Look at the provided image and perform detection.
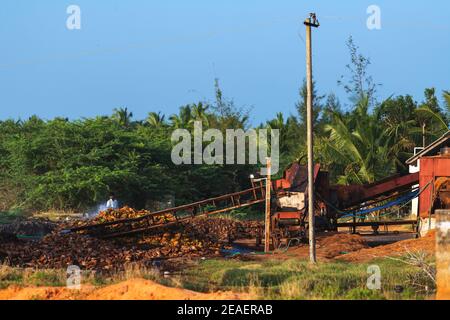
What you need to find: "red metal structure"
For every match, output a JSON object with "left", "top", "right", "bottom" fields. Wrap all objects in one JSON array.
[
  {"left": 332, "top": 173, "right": 419, "bottom": 210},
  {"left": 406, "top": 131, "right": 450, "bottom": 218},
  {"left": 418, "top": 154, "right": 450, "bottom": 217}
]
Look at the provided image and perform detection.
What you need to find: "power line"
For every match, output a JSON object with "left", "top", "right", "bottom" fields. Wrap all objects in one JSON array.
[{"left": 0, "top": 15, "right": 299, "bottom": 70}]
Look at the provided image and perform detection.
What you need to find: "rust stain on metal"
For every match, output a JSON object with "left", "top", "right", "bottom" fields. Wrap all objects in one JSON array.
[{"left": 419, "top": 157, "right": 450, "bottom": 218}]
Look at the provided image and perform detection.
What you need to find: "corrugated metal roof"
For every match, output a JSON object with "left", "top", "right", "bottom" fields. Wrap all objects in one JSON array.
[{"left": 406, "top": 130, "right": 450, "bottom": 165}]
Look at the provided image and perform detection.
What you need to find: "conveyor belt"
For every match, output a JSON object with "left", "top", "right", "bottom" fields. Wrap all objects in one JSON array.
[{"left": 67, "top": 185, "right": 267, "bottom": 238}]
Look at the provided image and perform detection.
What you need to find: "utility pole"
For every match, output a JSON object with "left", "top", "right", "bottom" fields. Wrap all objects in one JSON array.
[
  {"left": 422, "top": 123, "right": 426, "bottom": 148},
  {"left": 264, "top": 157, "right": 272, "bottom": 253},
  {"left": 304, "top": 13, "right": 319, "bottom": 264}
]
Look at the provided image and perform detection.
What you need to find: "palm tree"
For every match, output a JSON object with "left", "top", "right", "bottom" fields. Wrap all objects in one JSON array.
[
  {"left": 169, "top": 105, "right": 192, "bottom": 129},
  {"left": 264, "top": 113, "right": 303, "bottom": 172},
  {"left": 266, "top": 113, "right": 290, "bottom": 154},
  {"left": 416, "top": 105, "right": 449, "bottom": 138},
  {"left": 189, "top": 102, "right": 210, "bottom": 127},
  {"left": 112, "top": 107, "right": 133, "bottom": 128},
  {"left": 375, "top": 95, "right": 422, "bottom": 167},
  {"left": 323, "top": 97, "right": 397, "bottom": 185},
  {"left": 267, "top": 112, "right": 285, "bottom": 130},
  {"left": 147, "top": 112, "right": 166, "bottom": 128},
  {"left": 413, "top": 89, "right": 449, "bottom": 145},
  {"left": 443, "top": 90, "right": 450, "bottom": 120}
]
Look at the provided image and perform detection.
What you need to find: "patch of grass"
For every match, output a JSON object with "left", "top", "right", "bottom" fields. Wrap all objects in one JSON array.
[
  {"left": 110, "top": 263, "right": 161, "bottom": 283},
  {"left": 344, "top": 288, "right": 386, "bottom": 300},
  {"left": 0, "top": 265, "right": 24, "bottom": 289},
  {"left": 0, "top": 265, "right": 66, "bottom": 288},
  {"left": 32, "top": 210, "right": 84, "bottom": 222},
  {"left": 0, "top": 210, "right": 29, "bottom": 224},
  {"left": 23, "top": 269, "right": 66, "bottom": 287},
  {"left": 217, "top": 207, "right": 264, "bottom": 221},
  {"left": 0, "top": 266, "right": 90, "bottom": 288},
  {"left": 0, "top": 263, "right": 164, "bottom": 291},
  {"left": 179, "top": 257, "right": 434, "bottom": 300}
]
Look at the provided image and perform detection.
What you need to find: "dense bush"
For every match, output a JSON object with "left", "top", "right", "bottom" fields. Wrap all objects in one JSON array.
[{"left": 0, "top": 112, "right": 254, "bottom": 211}]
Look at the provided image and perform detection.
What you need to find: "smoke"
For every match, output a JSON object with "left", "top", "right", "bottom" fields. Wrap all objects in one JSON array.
[{"left": 84, "top": 203, "right": 108, "bottom": 219}]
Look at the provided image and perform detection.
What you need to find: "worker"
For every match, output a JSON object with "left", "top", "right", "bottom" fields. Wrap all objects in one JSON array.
[{"left": 106, "top": 193, "right": 119, "bottom": 210}]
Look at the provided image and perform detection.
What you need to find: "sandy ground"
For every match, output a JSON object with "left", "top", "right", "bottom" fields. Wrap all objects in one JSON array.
[{"left": 0, "top": 279, "right": 252, "bottom": 300}]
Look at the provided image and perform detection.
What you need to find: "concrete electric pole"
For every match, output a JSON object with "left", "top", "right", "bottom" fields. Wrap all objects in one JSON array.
[{"left": 304, "top": 13, "right": 319, "bottom": 264}]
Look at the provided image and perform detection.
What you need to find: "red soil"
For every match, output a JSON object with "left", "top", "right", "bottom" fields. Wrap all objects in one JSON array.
[
  {"left": 336, "top": 231, "right": 436, "bottom": 262},
  {"left": 0, "top": 279, "right": 252, "bottom": 300}
]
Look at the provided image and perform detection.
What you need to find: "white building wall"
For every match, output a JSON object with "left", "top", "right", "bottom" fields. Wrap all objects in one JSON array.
[{"left": 410, "top": 147, "right": 424, "bottom": 217}]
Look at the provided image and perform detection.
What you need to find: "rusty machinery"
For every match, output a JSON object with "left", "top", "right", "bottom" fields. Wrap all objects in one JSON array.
[
  {"left": 268, "top": 162, "right": 423, "bottom": 248},
  {"left": 269, "top": 163, "right": 331, "bottom": 248}
]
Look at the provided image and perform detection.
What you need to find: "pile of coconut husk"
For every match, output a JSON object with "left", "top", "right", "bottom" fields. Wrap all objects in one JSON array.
[
  {"left": 0, "top": 231, "right": 223, "bottom": 271},
  {"left": 185, "top": 217, "right": 262, "bottom": 243},
  {"left": 0, "top": 216, "right": 263, "bottom": 272},
  {"left": 69, "top": 206, "right": 177, "bottom": 234},
  {"left": 0, "top": 220, "right": 56, "bottom": 237},
  {"left": 0, "top": 232, "right": 17, "bottom": 243}
]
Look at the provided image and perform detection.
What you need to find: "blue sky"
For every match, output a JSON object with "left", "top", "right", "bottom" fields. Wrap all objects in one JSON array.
[{"left": 0, "top": 0, "right": 449, "bottom": 124}]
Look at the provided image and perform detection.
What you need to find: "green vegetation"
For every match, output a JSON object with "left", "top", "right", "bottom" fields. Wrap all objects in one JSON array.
[
  {"left": 0, "top": 263, "right": 161, "bottom": 290},
  {"left": 0, "top": 266, "right": 66, "bottom": 289},
  {"left": 217, "top": 207, "right": 265, "bottom": 221},
  {"left": 179, "top": 258, "right": 435, "bottom": 300},
  {"left": 0, "top": 37, "right": 448, "bottom": 213},
  {"left": 0, "top": 210, "right": 29, "bottom": 224}
]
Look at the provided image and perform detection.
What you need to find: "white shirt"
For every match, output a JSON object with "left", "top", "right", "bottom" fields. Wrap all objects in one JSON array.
[{"left": 106, "top": 199, "right": 119, "bottom": 209}]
